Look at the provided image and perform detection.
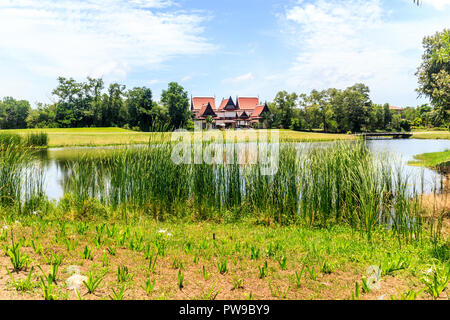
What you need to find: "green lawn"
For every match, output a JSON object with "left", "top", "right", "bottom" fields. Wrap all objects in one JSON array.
[{"left": 0, "top": 128, "right": 356, "bottom": 147}]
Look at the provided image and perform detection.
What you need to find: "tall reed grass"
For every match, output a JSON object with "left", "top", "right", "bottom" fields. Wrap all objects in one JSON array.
[
  {"left": 0, "top": 132, "right": 48, "bottom": 148},
  {"left": 0, "top": 145, "right": 45, "bottom": 213},
  {"left": 59, "top": 141, "right": 427, "bottom": 240}
]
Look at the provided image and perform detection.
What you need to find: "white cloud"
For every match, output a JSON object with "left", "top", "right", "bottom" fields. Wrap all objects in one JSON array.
[
  {"left": 222, "top": 72, "right": 254, "bottom": 84},
  {"left": 279, "top": 0, "right": 449, "bottom": 106},
  {"left": 0, "top": 0, "right": 214, "bottom": 81}
]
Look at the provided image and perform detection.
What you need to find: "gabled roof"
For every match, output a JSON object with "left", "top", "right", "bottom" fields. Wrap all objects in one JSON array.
[
  {"left": 237, "top": 97, "right": 259, "bottom": 110},
  {"left": 198, "top": 102, "right": 217, "bottom": 118},
  {"left": 250, "top": 104, "right": 270, "bottom": 119},
  {"left": 218, "top": 97, "right": 239, "bottom": 111},
  {"left": 192, "top": 97, "right": 216, "bottom": 111},
  {"left": 239, "top": 111, "right": 250, "bottom": 119}
]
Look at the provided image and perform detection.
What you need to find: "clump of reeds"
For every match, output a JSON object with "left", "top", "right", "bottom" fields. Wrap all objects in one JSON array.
[
  {"left": 25, "top": 132, "right": 48, "bottom": 147},
  {"left": 58, "top": 140, "right": 428, "bottom": 241}
]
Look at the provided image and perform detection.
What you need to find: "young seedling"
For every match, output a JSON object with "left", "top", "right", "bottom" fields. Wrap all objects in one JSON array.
[
  {"left": 83, "top": 272, "right": 104, "bottom": 294},
  {"left": 202, "top": 266, "right": 211, "bottom": 280},
  {"left": 258, "top": 261, "right": 269, "bottom": 279},
  {"left": 391, "top": 289, "right": 424, "bottom": 300},
  {"left": 40, "top": 276, "right": 56, "bottom": 300},
  {"left": 232, "top": 276, "right": 244, "bottom": 290},
  {"left": 352, "top": 282, "right": 360, "bottom": 300},
  {"left": 278, "top": 256, "right": 287, "bottom": 271},
  {"left": 295, "top": 265, "right": 306, "bottom": 288},
  {"left": 81, "top": 245, "right": 94, "bottom": 260},
  {"left": 6, "top": 242, "right": 30, "bottom": 272},
  {"left": 142, "top": 276, "right": 156, "bottom": 296},
  {"left": 109, "top": 286, "right": 126, "bottom": 300},
  {"left": 320, "top": 260, "right": 335, "bottom": 275},
  {"left": 102, "top": 252, "right": 109, "bottom": 267},
  {"left": 269, "top": 281, "right": 290, "bottom": 300},
  {"left": 250, "top": 246, "right": 260, "bottom": 260},
  {"left": 7, "top": 266, "right": 35, "bottom": 292},
  {"left": 177, "top": 269, "right": 185, "bottom": 290},
  {"left": 202, "top": 281, "right": 221, "bottom": 300},
  {"left": 306, "top": 266, "right": 319, "bottom": 280},
  {"left": 421, "top": 265, "right": 449, "bottom": 300},
  {"left": 217, "top": 259, "right": 228, "bottom": 275},
  {"left": 117, "top": 265, "right": 134, "bottom": 283}
]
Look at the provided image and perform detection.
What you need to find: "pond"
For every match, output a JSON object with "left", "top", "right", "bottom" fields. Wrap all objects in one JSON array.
[{"left": 35, "top": 139, "right": 449, "bottom": 201}]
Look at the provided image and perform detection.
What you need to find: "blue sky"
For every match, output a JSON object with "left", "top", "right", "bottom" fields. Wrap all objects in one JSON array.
[{"left": 0, "top": 0, "right": 449, "bottom": 107}]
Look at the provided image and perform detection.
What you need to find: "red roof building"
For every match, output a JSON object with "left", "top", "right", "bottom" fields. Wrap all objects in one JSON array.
[{"left": 191, "top": 96, "right": 270, "bottom": 129}]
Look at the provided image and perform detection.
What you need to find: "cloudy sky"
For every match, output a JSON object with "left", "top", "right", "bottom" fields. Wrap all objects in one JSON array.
[{"left": 0, "top": 0, "right": 449, "bottom": 107}]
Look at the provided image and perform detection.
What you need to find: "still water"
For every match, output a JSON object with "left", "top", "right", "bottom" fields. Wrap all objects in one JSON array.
[{"left": 37, "top": 139, "right": 449, "bottom": 200}]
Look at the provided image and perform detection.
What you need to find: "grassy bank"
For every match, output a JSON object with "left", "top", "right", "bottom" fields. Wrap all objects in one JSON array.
[{"left": 409, "top": 150, "right": 450, "bottom": 169}]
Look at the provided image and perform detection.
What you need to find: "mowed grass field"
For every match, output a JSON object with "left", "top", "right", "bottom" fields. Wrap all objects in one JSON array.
[
  {"left": 0, "top": 128, "right": 356, "bottom": 147},
  {"left": 412, "top": 131, "right": 450, "bottom": 140}
]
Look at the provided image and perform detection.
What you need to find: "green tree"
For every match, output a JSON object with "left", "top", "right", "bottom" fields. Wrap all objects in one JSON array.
[
  {"left": 273, "top": 91, "right": 298, "bottom": 129},
  {"left": 127, "top": 87, "right": 153, "bottom": 131},
  {"left": 416, "top": 29, "right": 450, "bottom": 126},
  {"left": 161, "top": 82, "right": 190, "bottom": 129}
]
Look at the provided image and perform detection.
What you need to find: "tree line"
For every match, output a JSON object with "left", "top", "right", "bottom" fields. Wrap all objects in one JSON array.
[
  {"left": 0, "top": 78, "right": 192, "bottom": 132},
  {"left": 263, "top": 83, "right": 444, "bottom": 133}
]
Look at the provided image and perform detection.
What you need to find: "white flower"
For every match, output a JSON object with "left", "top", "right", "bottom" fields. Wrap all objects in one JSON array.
[
  {"left": 166, "top": 232, "right": 173, "bottom": 237},
  {"left": 158, "top": 229, "right": 168, "bottom": 234}
]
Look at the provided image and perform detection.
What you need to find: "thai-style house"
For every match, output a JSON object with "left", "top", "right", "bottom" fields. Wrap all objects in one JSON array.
[{"left": 191, "top": 96, "right": 270, "bottom": 129}]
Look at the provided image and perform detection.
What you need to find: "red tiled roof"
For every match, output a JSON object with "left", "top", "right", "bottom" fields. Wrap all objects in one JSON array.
[
  {"left": 389, "top": 106, "right": 403, "bottom": 111},
  {"left": 197, "top": 102, "right": 217, "bottom": 118},
  {"left": 192, "top": 97, "right": 216, "bottom": 111},
  {"left": 237, "top": 97, "right": 259, "bottom": 110},
  {"left": 250, "top": 104, "right": 268, "bottom": 118},
  {"left": 218, "top": 99, "right": 228, "bottom": 111}
]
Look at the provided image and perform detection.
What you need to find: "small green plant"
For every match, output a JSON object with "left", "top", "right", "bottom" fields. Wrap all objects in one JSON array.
[
  {"left": 320, "top": 260, "right": 335, "bottom": 274},
  {"left": 109, "top": 286, "right": 126, "bottom": 300},
  {"left": 295, "top": 265, "right": 306, "bottom": 288},
  {"left": 38, "top": 264, "right": 59, "bottom": 285},
  {"left": 269, "top": 281, "right": 290, "bottom": 299},
  {"left": 171, "top": 257, "right": 184, "bottom": 270},
  {"left": 258, "top": 261, "right": 268, "bottom": 279},
  {"left": 81, "top": 245, "right": 93, "bottom": 260},
  {"left": 244, "top": 292, "right": 254, "bottom": 300},
  {"left": 40, "top": 276, "right": 56, "bottom": 300},
  {"left": 380, "top": 254, "right": 411, "bottom": 275},
  {"left": 421, "top": 265, "right": 449, "bottom": 300},
  {"left": 117, "top": 265, "right": 134, "bottom": 283},
  {"left": 361, "top": 277, "right": 371, "bottom": 294},
  {"left": 102, "top": 252, "right": 109, "bottom": 267},
  {"left": 76, "top": 223, "right": 89, "bottom": 235},
  {"left": 201, "top": 281, "right": 221, "bottom": 300},
  {"left": 7, "top": 267, "right": 35, "bottom": 292},
  {"left": 306, "top": 266, "right": 319, "bottom": 280},
  {"left": 177, "top": 269, "right": 185, "bottom": 290},
  {"left": 278, "top": 256, "right": 287, "bottom": 270},
  {"left": 391, "top": 289, "right": 424, "bottom": 300},
  {"left": 232, "top": 276, "right": 244, "bottom": 290},
  {"left": 148, "top": 253, "right": 158, "bottom": 273},
  {"left": 142, "top": 276, "right": 156, "bottom": 296},
  {"left": 83, "top": 272, "right": 104, "bottom": 294},
  {"left": 6, "top": 243, "right": 30, "bottom": 272},
  {"left": 217, "top": 259, "right": 228, "bottom": 275},
  {"left": 250, "top": 246, "right": 260, "bottom": 260},
  {"left": 352, "top": 282, "right": 360, "bottom": 300},
  {"left": 202, "top": 266, "right": 211, "bottom": 280}
]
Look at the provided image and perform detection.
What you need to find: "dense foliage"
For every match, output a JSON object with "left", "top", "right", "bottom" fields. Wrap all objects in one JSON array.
[{"left": 416, "top": 29, "right": 450, "bottom": 127}]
